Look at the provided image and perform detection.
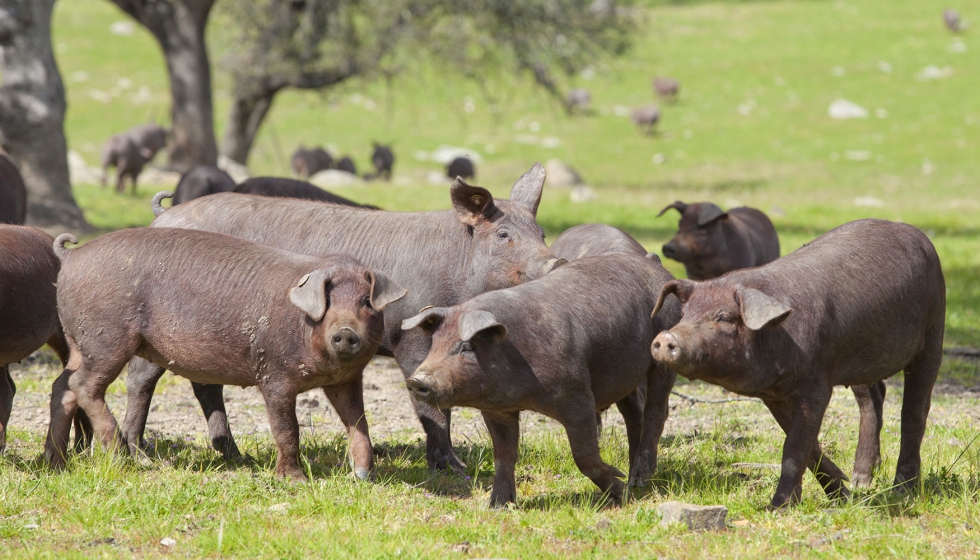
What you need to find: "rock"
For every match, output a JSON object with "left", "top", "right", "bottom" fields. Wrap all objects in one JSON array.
[
  {"left": 544, "top": 159, "right": 583, "bottom": 187},
  {"left": 657, "top": 501, "right": 728, "bottom": 531},
  {"left": 138, "top": 167, "right": 182, "bottom": 187},
  {"left": 217, "top": 155, "right": 251, "bottom": 183},
  {"left": 428, "top": 145, "right": 483, "bottom": 165},
  {"left": 828, "top": 99, "right": 868, "bottom": 120},
  {"left": 570, "top": 186, "right": 597, "bottom": 203},
  {"left": 160, "top": 537, "right": 176, "bottom": 548},
  {"left": 67, "top": 151, "right": 104, "bottom": 185},
  {"left": 308, "top": 169, "right": 364, "bottom": 188},
  {"left": 916, "top": 65, "right": 954, "bottom": 81}
]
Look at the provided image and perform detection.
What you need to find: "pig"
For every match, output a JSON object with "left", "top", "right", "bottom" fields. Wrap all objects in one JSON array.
[
  {"left": 650, "top": 219, "right": 945, "bottom": 509},
  {"left": 291, "top": 147, "right": 334, "bottom": 179},
  {"left": 172, "top": 165, "right": 237, "bottom": 205},
  {"left": 657, "top": 201, "right": 780, "bottom": 280},
  {"left": 233, "top": 177, "right": 378, "bottom": 209},
  {"left": 631, "top": 105, "right": 660, "bottom": 135},
  {"left": 550, "top": 223, "right": 648, "bottom": 261},
  {"left": 127, "top": 164, "right": 565, "bottom": 472},
  {"left": 653, "top": 77, "right": 680, "bottom": 101},
  {"left": 126, "top": 123, "right": 168, "bottom": 161},
  {"left": 402, "top": 252, "right": 681, "bottom": 506},
  {"left": 0, "top": 153, "right": 27, "bottom": 224},
  {"left": 336, "top": 156, "right": 357, "bottom": 175},
  {"left": 566, "top": 88, "right": 591, "bottom": 113},
  {"left": 944, "top": 9, "right": 961, "bottom": 33},
  {"left": 45, "top": 228, "right": 407, "bottom": 479},
  {"left": 446, "top": 157, "right": 475, "bottom": 180},
  {"left": 101, "top": 134, "right": 147, "bottom": 194},
  {"left": 0, "top": 225, "right": 88, "bottom": 453},
  {"left": 370, "top": 143, "right": 394, "bottom": 181}
]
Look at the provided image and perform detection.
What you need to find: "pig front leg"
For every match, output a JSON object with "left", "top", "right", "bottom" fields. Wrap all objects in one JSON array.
[
  {"left": 851, "top": 381, "right": 885, "bottom": 487},
  {"left": 629, "top": 364, "right": 677, "bottom": 487},
  {"left": 260, "top": 386, "right": 306, "bottom": 481},
  {"left": 558, "top": 402, "right": 627, "bottom": 506},
  {"left": 323, "top": 377, "right": 374, "bottom": 481},
  {"left": 893, "top": 338, "right": 943, "bottom": 494},
  {"left": 482, "top": 410, "right": 520, "bottom": 507},
  {"left": 0, "top": 366, "right": 13, "bottom": 452},
  {"left": 191, "top": 382, "right": 241, "bottom": 461}
]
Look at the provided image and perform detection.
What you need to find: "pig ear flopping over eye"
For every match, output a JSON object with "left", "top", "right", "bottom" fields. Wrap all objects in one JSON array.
[
  {"left": 367, "top": 270, "right": 408, "bottom": 311},
  {"left": 656, "top": 201, "right": 688, "bottom": 217},
  {"left": 652, "top": 280, "right": 693, "bottom": 318},
  {"left": 451, "top": 178, "right": 496, "bottom": 226},
  {"left": 738, "top": 288, "right": 792, "bottom": 330},
  {"left": 289, "top": 268, "right": 334, "bottom": 321},
  {"left": 696, "top": 203, "right": 728, "bottom": 226},
  {"left": 458, "top": 310, "right": 507, "bottom": 342},
  {"left": 402, "top": 307, "right": 447, "bottom": 334},
  {"left": 508, "top": 162, "right": 546, "bottom": 216}
]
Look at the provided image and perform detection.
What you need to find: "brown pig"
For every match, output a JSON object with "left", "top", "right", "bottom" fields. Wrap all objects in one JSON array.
[
  {"left": 657, "top": 200, "right": 779, "bottom": 280},
  {"left": 650, "top": 219, "right": 945, "bottom": 509},
  {"left": 45, "top": 228, "right": 406, "bottom": 480},
  {"left": 402, "top": 253, "right": 681, "bottom": 506}
]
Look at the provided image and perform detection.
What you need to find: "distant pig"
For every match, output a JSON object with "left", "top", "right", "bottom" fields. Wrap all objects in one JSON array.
[
  {"left": 653, "top": 77, "right": 679, "bottom": 101},
  {"left": 370, "top": 143, "right": 394, "bottom": 181},
  {"left": 0, "top": 153, "right": 27, "bottom": 224},
  {"left": 126, "top": 123, "right": 168, "bottom": 161},
  {"left": 45, "top": 228, "right": 407, "bottom": 480},
  {"left": 172, "top": 165, "right": 237, "bottom": 205},
  {"left": 101, "top": 134, "right": 147, "bottom": 194},
  {"left": 657, "top": 201, "right": 780, "bottom": 280},
  {"left": 631, "top": 105, "right": 660, "bottom": 135},
  {"left": 651, "top": 219, "right": 945, "bottom": 508},
  {"left": 336, "top": 156, "right": 357, "bottom": 175},
  {"left": 291, "top": 147, "right": 334, "bottom": 179},
  {"left": 403, "top": 253, "right": 681, "bottom": 506},
  {"left": 446, "top": 157, "right": 475, "bottom": 180}
]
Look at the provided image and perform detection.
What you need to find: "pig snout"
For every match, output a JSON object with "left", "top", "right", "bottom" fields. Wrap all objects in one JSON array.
[
  {"left": 661, "top": 241, "right": 679, "bottom": 260},
  {"left": 405, "top": 369, "right": 449, "bottom": 406},
  {"left": 330, "top": 326, "right": 362, "bottom": 357},
  {"left": 651, "top": 331, "right": 682, "bottom": 364}
]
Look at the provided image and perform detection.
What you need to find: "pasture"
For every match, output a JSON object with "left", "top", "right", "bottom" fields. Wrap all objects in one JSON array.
[{"left": 0, "top": 0, "right": 977, "bottom": 557}]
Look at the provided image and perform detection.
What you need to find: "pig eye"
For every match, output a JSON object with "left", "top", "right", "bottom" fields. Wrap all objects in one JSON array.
[
  {"left": 455, "top": 341, "right": 475, "bottom": 354},
  {"left": 360, "top": 295, "right": 371, "bottom": 309},
  {"left": 716, "top": 313, "right": 734, "bottom": 323},
  {"left": 497, "top": 231, "right": 510, "bottom": 240}
]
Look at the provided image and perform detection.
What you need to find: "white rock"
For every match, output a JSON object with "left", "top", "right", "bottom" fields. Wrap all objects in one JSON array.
[
  {"left": 160, "top": 537, "right": 176, "bottom": 547},
  {"left": 544, "top": 160, "right": 583, "bottom": 187},
  {"left": 139, "top": 168, "right": 182, "bottom": 187},
  {"left": 844, "top": 150, "right": 872, "bottom": 161},
  {"left": 427, "top": 171, "right": 448, "bottom": 185},
  {"left": 854, "top": 196, "right": 884, "bottom": 207},
  {"left": 217, "top": 155, "right": 251, "bottom": 183},
  {"left": 67, "top": 151, "right": 104, "bottom": 185},
  {"left": 570, "top": 186, "right": 597, "bottom": 203},
  {"left": 308, "top": 169, "right": 363, "bottom": 188},
  {"left": 110, "top": 21, "right": 135, "bottom": 36},
  {"left": 828, "top": 99, "right": 868, "bottom": 120},
  {"left": 916, "top": 65, "right": 953, "bottom": 81},
  {"left": 657, "top": 501, "right": 728, "bottom": 531},
  {"left": 429, "top": 145, "right": 482, "bottom": 165}
]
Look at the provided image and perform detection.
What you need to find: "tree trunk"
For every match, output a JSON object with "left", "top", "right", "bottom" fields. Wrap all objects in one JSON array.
[
  {"left": 110, "top": 0, "right": 217, "bottom": 171},
  {"left": 0, "top": 0, "right": 90, "bottom": 232},
  {"left": 220, "top": 85, "right": 279, "bottom": 165}
]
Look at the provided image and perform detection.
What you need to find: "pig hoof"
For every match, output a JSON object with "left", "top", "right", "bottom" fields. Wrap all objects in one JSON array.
[
  {"left": 353, "top": 467, "right": 374, "bottom": 481},
  {"left": 851, "top": 472, "right": 873, "bottom": 488}
]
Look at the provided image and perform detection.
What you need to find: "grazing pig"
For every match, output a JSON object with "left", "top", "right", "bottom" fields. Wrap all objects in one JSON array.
[
  {"left": 232, "top": 177, "right": 378, "bottom": 209},
  {"left": 566, "top": 88, "right": 591, "bottom": 113},
  {"left": 128, "top": 164, "right": 564, "bottom": 472},
  {"left": 126, "top": 123, "right": 168, "bottom": 160},
  {"left": 631, "top": 105, "right": 660, "bottom": 135},
  {"left": 172, "top": 165, "right": 237, "bottom": 205},
  {"left": 402, "top": 253, "right": 681, "bottom": 506},
  {"left": 0, "top": 154, "right": 27, "bottom": 224},
  {"left": 650, "top": 219, "right": 945, "bottom": 509},
  {"left": 101, "top": 134, "right": 147, "bottom": 194},
  {"left": 446, "top": 157, "right": 475, "bottom": 180},
  {"left": 291, "top": 147, "right": 334, "bottom": 179},
  {"left": 657, "top": 201, "right": 780, "bottom": 280},
  {"left": 45, "top": 228, "right": 406, "bottom": 479},
  {"left": 551, "top": 223, "right": 648, "bottom": 261},
  {"left": 370, "top": 143, "right": 394, "bottom": 181},
  {"left": 944, "top": 9, "right": 961, "bottom": 32},
  {"left": 653, "top": 77, "right": 680, "bottom": 101},
  {"left": 336, "top": 156, "right": 357, "bottom": 175},
  {"left": 0, "top": 225, "right": 84, "bottom": 452}
]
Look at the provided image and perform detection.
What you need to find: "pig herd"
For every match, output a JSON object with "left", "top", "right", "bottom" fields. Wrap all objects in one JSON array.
[{"left": 0, "top": 163, "right": 946, "bottom": 511}]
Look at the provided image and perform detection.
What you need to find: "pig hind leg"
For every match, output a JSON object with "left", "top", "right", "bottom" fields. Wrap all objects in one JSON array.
[
  {"left": 323, "top": 377, "right": 374, "bottom": 480},
  {"left": 852, "top": 381, "right": 886, "bottom": 487},
  {"left": 46, "top": 328, "right": 93, "bottom": 453},
  {"left": 191, "top": 381, "right": 241, "bottom": 461},
  {"left": 0, "top": 366, "right": 13, "bottom": 452},
  {"left": 45, "top": 368, "right": 80, "bottom": 468},
  {"left": 629, "top": 365, "right": 677, "bottom": 487},
  {"left": 482, "top": 410, "right": 520, "bottom": 507},
  {"left": 258, "top": 385, "right": 305, "bottom": 481},
  {"left": 894, "top": 329, "right": 943, "bottom": 493},
  {"left": 66, "top": 340, "right": 136, "bottom": 456},
  {"left": 557, "top": 399, "right": 627, "bottom": 506}
]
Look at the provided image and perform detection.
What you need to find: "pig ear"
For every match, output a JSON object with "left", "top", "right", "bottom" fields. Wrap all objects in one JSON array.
[
  {"left": 458, "top": 310, "right": 507, "bottom": 342},
  {"left": 401, "top": 307, "right": 447, "bottom": 334},
  {"left": 289, "top": 268, "right": 332, "bottom": 321},
  {"left": 451, "top": 177, "right": 496, "bottom": 226},
  {"left": 652, "top": 280, "right": 693, "bottom": 318},
  {"left": 508, "top": 162, "right": 546, "bottom": 216},
  {"left": 367, "top": 270, "right": 408, "bottom": 311},
  {"left": 696, "top": 203, "right": 727, "bottom": 226},
  {"left": 656, "top": 201, "right": 688, "bottom": 217},
  {"left": 645, "top": 252, "right": 662, "bottom": 264},
  {"left": 738, "top": 288, "right": 791, "bottom": 330}
]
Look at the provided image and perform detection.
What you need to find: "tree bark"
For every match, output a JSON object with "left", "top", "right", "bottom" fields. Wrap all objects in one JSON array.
[
  {"left": 109, "top": 0, "right": 217, "bottom": 171},
  {"left": 0, "top": 0, "right": 90, "bottom": 232}
]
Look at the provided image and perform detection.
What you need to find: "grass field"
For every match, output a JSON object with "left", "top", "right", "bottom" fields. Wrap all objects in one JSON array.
[{"left": 1, "top": 0, "right": 977, "bottom": 557}]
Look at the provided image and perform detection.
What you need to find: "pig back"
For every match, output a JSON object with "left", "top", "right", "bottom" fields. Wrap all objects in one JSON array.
[
  {"left": 727, "top": 207, "right": 780, "bottom": 267},
  {"left": 550, "top": 224, "right": 647, "bottom": 260},
  {"left": 0, "top": 226, "right": 60, "bottom": 363}
]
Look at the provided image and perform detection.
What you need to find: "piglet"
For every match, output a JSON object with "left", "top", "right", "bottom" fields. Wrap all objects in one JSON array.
[
  {"left": 402, "top": 253, "right": 680, "bottom": 507},
  {"left": 45, "top": 228, "right": 406, "bottom": 481},
  {"left": 651, "top": 219, "right": 945, "bottom": 508}
]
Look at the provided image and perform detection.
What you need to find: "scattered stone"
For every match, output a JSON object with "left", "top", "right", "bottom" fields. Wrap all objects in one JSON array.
[
  {"left": 110, "top": 21, "right": 135, "bottom": 36},
  {"left": 657, "top": 501, "right": 728, "bottom": 531},
  {"left": 450, "top": 541, "right": 470, "bottom": 553},
  {"left": 427, "top": 145, "right": 483, "bottom": 165},
  {"left": 139, "top": 167, "right": 182, "bottom": 187},
  {"left": 853, "top": 196, "right": 884, "bottom": 207},
  {"left": 67, "top": 151, "right": 104, "bottom": 185},
  {"left": 828, "top": 99, "right": 868, "bottom": 120},
  {"left": 24, "top": 523, "right": 39, "bottom": 530},
  {"left": 267, "top": 502, "right": 289, "bottom": 514},
  {"left": 308, "top": 169, "right": 363, "bottom": 188},
  {"left": 544, "top": 160, "right": 583, "bottom": 187},
  {"left": 570, "top": 186, "right": 597, "bottom": 203},
  {"left": 916, "top": 65, "right": 954, "bottom": 81},
  {"left": 160, "top": 537, "right": 176, "bottom": 548},
  {"left": 217, "top": 155, "right": 251, "bottom": 183}
]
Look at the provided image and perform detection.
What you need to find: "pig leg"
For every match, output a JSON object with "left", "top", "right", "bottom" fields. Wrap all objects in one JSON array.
[
  {"left": 121, "top": 357, "right": 166, "bottom": 457},
  {"left": 259, "top": 386, "right": 306, "bottom": 481},
  {"left": 0, "top": 366, "right": 13, "bottom": 452},
  {"left": 44, "top": 368, "right": 80, "bottom": 469},
  {"left": 115, "top": 160, "right": 127, "bottom": 193},
  {"left": 614, "top": 392, "right": 643, "bottom": 469},
  {"left": 851, "top": 381, "right": 885, "bottom": 488},
  {"left": 46, "top": 329, "right": 93, "bottom": 453},
  {"left": 394, "top": 340, "right": 466, "bottom": 474},
  {"left": 68, "top": 354, "right": 130, "bottom": 455},
  {"left": 323, "top": 377, "right": 374, "bottom": 481},
  {"left": 558, "top": 404, "right": 627, "bottom": 506},
  {"left": 481, "top": 410, "right": 520, "bottom": 507},
  {"left": 630, "top": 365, "right": 677, "bottom": 487},
  {"left": 894, "top": 337, "right": 943, "bottom": 493},
  {"left": 190, "top": 382, "right": 241, "bottom": 461}
]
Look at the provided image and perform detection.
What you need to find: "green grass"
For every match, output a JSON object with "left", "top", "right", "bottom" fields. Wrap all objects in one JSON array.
[{"left": 5, "top": 0, "right": 976, "bottom": 556}]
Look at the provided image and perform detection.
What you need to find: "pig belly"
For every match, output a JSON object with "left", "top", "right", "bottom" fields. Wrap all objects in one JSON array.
[{"left": 138, "top": 347, "right": 258, "bottom": 388}]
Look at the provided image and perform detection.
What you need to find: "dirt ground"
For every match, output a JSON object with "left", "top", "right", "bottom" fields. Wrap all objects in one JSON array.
[{"left": 6, "top": 352, "right": 980, "bottom": 461}]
